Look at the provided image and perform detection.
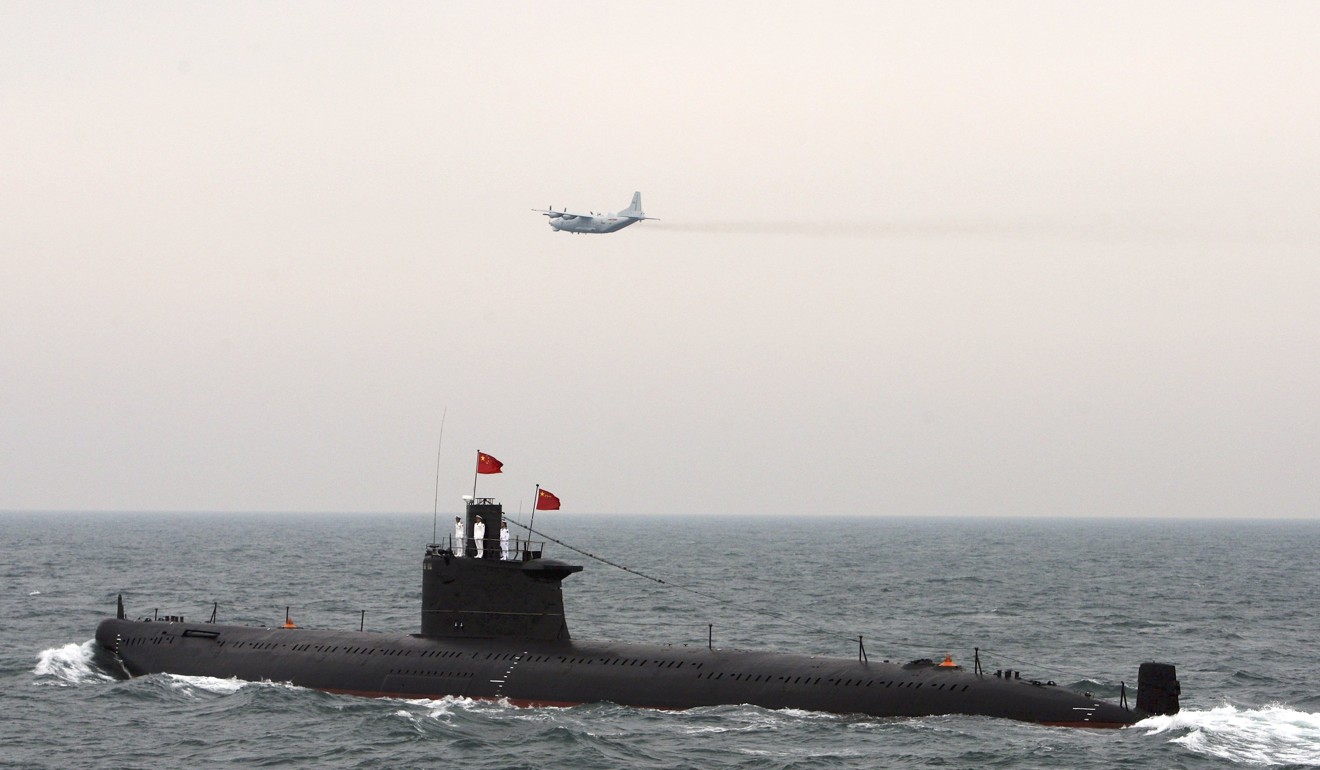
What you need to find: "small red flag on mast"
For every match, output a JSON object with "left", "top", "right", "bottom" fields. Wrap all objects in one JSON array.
[
  {"left": 536, "top": 488, "right": 561, "bottom": 511},
  {"left": 476, "top": 452, "right": 504, "bottom": 474}
]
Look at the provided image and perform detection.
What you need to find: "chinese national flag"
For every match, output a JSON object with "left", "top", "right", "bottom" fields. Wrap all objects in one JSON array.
[
  {"left": 536, "top": 488, "right": 561, "bottom": 511},
  {"left": 476, "top": 452, "right": 503, "bottom": 474}
]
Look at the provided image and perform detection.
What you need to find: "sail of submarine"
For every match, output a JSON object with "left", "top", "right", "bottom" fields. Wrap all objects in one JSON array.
[{"left": 94, "top": 498, "right": 1180, "bottom": 727}]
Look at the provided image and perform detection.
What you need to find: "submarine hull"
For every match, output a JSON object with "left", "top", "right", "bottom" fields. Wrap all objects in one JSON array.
[
  {"left": 94, "top": 499, "right": 1178, "bottom": 727},
  {"left": 95, "top": 617, "right": 1145, "bottom": 727}
]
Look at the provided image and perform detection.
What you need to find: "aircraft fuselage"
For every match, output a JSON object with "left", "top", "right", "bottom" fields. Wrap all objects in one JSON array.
[{"left": 547, "top": 214, "right": 640, "bottom": 234}]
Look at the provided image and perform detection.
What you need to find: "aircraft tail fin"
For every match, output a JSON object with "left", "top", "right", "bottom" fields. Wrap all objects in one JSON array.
[{"left": 621, "top": 191, "right": 644, "bottom": 217}]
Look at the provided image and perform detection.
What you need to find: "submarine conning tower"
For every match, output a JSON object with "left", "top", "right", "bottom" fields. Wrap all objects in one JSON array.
[{"left": 421, "top": 498, "right": 582, "bottom": 640}]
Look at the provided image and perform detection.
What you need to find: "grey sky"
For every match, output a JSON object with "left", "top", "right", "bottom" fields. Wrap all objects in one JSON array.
[{"left": 3, "top": 2, "right": 1317, "bottom": 517}]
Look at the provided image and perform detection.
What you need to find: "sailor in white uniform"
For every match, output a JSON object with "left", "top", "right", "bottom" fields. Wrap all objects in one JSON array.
[
  {"left": 473, "top": 516, "right": 486, "bottom": 559},
  {"left": 453, "top": 516, "right": 465, "bottom": 556},
  {"left": 500, "top": 522, "right": 510, "bottom": 560}
]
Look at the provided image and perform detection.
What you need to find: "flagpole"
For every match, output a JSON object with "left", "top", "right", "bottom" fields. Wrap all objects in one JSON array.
[
  {"left": 528, "top": 484, "right": 540, "bottom": 537},
  {"left": 516, "top": 500, "right": 524, "bottom": 558},
  {"left": 472, "top": 450, "right": 481, "bottom": 500}
]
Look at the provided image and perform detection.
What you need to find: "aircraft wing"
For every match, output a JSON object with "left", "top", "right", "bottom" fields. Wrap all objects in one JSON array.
[{"left": 532, "top": 208, "right": 592, "bottom": 218}]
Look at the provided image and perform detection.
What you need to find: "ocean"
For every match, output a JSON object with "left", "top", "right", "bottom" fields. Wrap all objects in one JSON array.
[{"left": 5, "top": 512, "right": 1319, "bottom": 769}]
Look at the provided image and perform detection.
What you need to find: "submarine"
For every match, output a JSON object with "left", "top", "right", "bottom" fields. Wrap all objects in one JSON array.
[{"left": 94, "top": 497, "right": 1180, "bottom": 728}]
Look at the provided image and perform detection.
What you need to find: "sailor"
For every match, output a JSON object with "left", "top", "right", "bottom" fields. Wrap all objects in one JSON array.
[
  {"left": 473, "top": 516, "right": 486, "bottom": 559},
  {"left": 453, "top": 516, "right": 465, "bottom": 556},
  {"left": 500, "top": 522, "right": 510, "bottom": 560}
]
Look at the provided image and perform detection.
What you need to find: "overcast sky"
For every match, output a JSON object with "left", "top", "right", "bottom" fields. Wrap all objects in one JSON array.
[{"left": 3, "top": 1, "right": 1317, "bottom": 517}]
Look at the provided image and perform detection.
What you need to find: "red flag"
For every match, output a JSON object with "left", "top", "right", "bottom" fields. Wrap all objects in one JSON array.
[
  {"left": 536, "top": 488, "right": 561, "bottom": 511},
  {"left": 476, "top": 452, "right": 503, "bottom": 474}
]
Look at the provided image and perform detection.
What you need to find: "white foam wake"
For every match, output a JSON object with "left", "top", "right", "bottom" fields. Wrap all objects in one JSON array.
[
  {"left": 162, "top": 673, "right": 310, "bottom": 698},
  {"left": 33, "top": 641, "right": 116, "bottom": 685},
  {"left": 1141, "top": 705, "right": 1320, "bottom": 766},
  {"left": 165, "top": 674, "right": 251, "bottom": 696}
]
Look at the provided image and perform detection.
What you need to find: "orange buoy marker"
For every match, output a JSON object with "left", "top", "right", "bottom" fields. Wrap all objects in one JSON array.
[
  {"left": 939, "top": 655, "right": 957, "bottom": 667},
  {"left": 283, "top": 606, "right": 298, "bottom": 629}
]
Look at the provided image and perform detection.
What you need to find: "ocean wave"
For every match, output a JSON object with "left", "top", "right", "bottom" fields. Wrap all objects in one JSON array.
[
  {"left": 390, "top": 694, "right": 505, "bottom": 722},
  {"left": 1141, "top": 704, "right": 1320, "bottom": 766},
  {"left": 163, "top": 673, "right": 257, "bottom": 696},
  {"left": 32, "top": 641, "right": 117, "bottom": 686}
]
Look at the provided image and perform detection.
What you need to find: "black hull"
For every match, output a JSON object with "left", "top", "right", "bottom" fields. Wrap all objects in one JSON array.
[
  {"left": 94, "top": 500, "right": 1178, "bottom": 727},
  {"left": 95, "top": 618, "right": 1144, "bottom": 727}
]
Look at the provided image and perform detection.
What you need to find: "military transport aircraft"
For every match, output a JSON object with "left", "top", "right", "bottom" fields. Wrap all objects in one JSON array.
[{"left": 534, "top": 191, "right": 657, "bottom": 234}]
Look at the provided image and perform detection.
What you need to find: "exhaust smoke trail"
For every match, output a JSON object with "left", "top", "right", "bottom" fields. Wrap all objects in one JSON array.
[
  {"left": 645, "top": 218, "right": 1296, "bottom": 243},
  {"left": 647, "top": 220, "right": 1013, "bottom": 238}
]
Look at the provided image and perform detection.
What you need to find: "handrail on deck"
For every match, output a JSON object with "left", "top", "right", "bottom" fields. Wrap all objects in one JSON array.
[{"left": 427, "top": 535, "right": 546, "bottom": 561}]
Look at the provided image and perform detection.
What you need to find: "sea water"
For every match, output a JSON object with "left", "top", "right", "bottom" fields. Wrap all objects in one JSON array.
[{"left": 5, "top": 513, "right": 1319, "bottom": 769}]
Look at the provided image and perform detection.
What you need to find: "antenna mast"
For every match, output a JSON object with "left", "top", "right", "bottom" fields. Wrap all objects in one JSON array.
[{"left": 431, "top": 407, "right": 447, "bottom": 545}]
